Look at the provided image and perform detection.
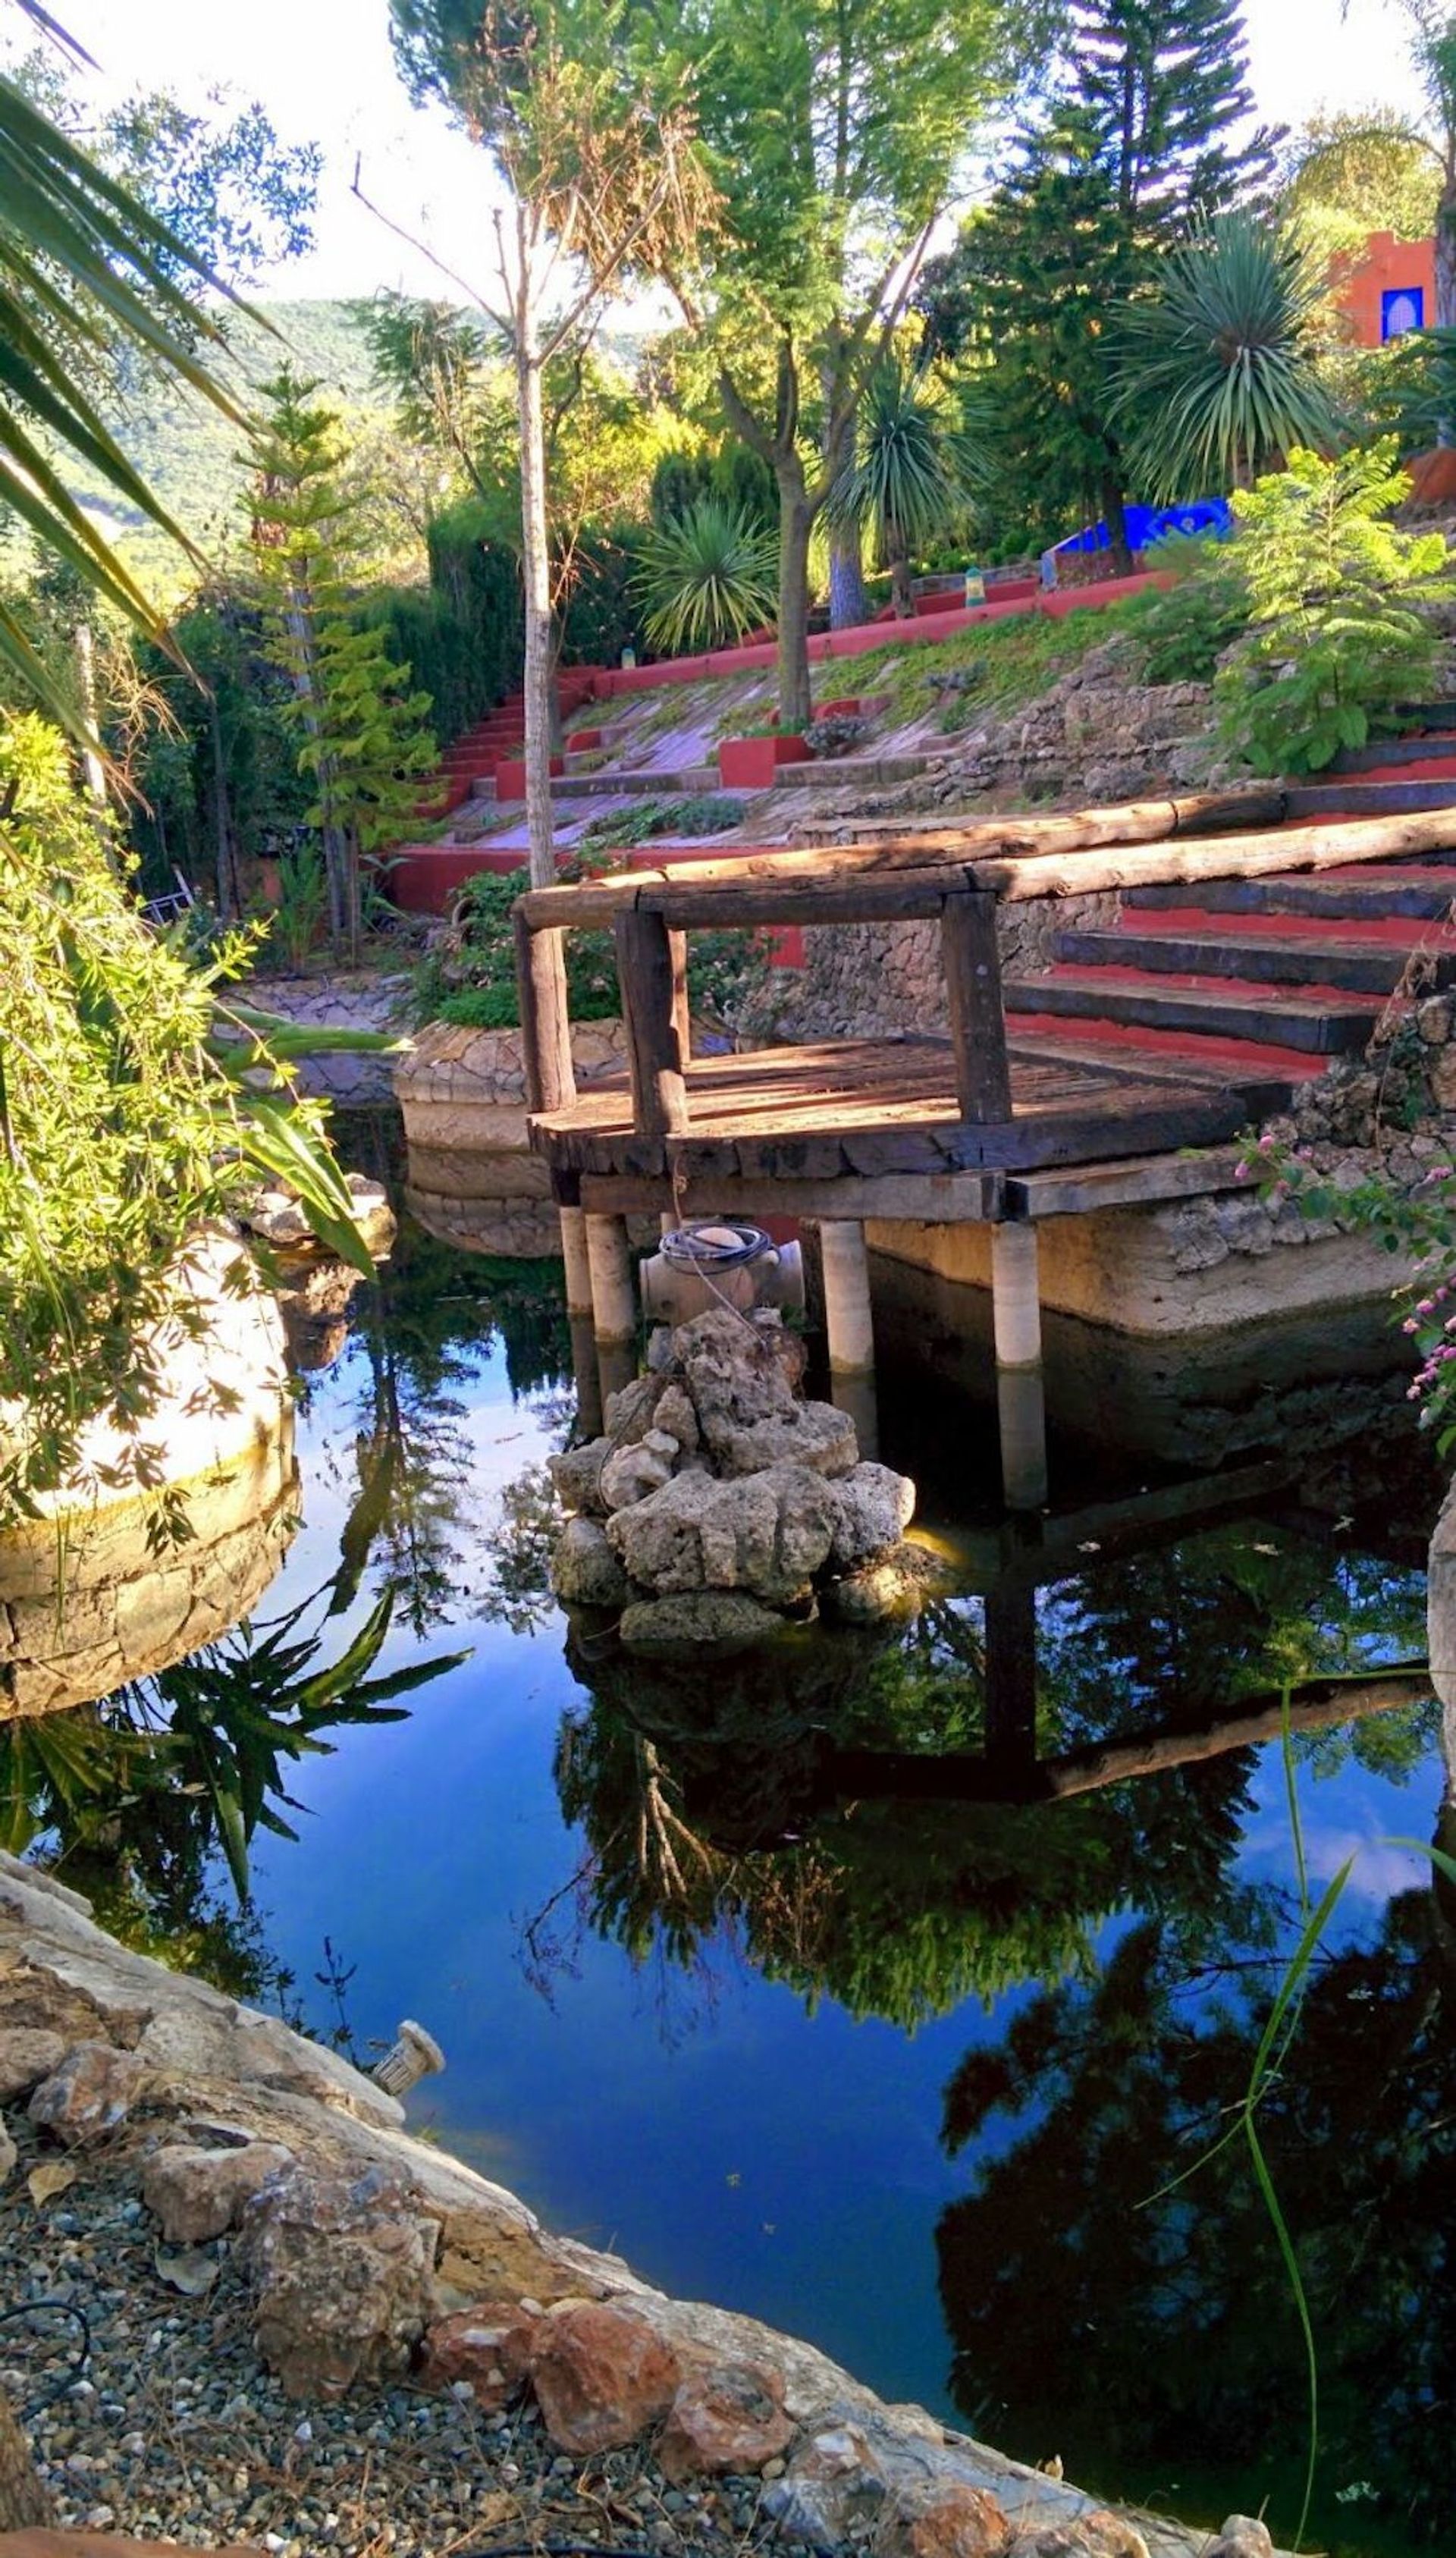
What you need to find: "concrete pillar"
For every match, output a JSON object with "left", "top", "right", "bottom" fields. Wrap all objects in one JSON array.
[
  {"left": 560, "top": 1205, "right": 594, "bottom": 1317},
  {"left": 991, "top": 1222, "right": 1042, "bottom": 1371},
  {"left": 597, "top": 1337, "right": 638, "bottom": 1410},
  {"left": 997, "top": 1367, "right": 1048, "bottom": 1512},
  {"left": 569, "top": 1313, "right": 604, "bottom": 1439},
  {"left": 820, "top": 1220, "right": 876, "bottom": 1375},
  {"left": 830, "top": 1369, "right": 880, "bottom": 1463},
  {"left": 585, "top": 1213, "right": 636, "bottom": 1345}
]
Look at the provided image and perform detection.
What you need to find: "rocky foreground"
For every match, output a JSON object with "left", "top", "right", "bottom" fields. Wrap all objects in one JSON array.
[{"left": 0, "top": 1852, "right": 1274, "bottom": 2558}]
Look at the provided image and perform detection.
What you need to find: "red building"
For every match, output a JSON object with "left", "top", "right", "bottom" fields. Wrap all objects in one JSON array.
[{"left": 1337, "top": 230, "right": 1438, "bottom": 347}]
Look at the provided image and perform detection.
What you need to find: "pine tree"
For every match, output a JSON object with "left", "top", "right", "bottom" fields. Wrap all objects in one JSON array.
[
  {"left": 247, "top": 369, "right": 436, "bottom": 962},
  {"left": 1072, "top": 0, "right": 1281, "bottom": 234}
]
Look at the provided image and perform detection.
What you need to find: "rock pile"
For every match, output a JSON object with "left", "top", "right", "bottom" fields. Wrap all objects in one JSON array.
[{"left": 548, "top": 1308, "right": 923, "bottom": 1650}]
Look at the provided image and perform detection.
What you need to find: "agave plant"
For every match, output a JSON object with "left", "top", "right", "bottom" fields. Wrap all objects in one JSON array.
[
  {"left": 0, "top": 3, "right": 244, "bottom": 731},
  {"left": 1117, "top": 214, "right": 1341, "bottom": 500},
  {"left": 635, "top": 497, "right": 780, "bottom": 654},
  {"left": 831, "top": 359, "right": 965, "bottom": 617}
]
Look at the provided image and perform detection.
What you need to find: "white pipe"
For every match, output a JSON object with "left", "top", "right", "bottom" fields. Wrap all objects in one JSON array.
[
  {"left": 991, "top": 1223, "right": 1042, "bottom": 1371},
  {"left": 819, "top": 1221, "right": 876, "bottom": 1375},
  {"left": 560, "top": 1205, "right": 594, "bottom": 1316},
  {"left": 585, "top": 1214, "right": 637, "bottom": 1343}
]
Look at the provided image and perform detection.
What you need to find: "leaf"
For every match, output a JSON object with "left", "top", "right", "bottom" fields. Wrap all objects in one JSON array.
[{"left": 28, "top": 2161, "right": 77, "bottom": 2205}]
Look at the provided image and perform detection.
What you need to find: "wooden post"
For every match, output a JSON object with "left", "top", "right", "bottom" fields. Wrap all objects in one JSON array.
[
  {"left": 996, "top": 1367, "right": 1048, "bottom": 1511},
  {"left": 585, "top": 1213, "right": 637, "bottom": 1344},
  {"left": 513, "top": 913, "right": 576, "bottom": 1115},
  {"left": 941, "top": 890, "right": 1012, "bottom": 1124},
  {"left": 819, "top": 1220, "right": 875, "bottom": 1373},
  {"left": 614, "top": 909, "right": 689, "bottom": 1136},
  {"left": 668, "top": 926, "right": 692, "bottom": 1067},
  {"left": 991, "top": 1222, "right": 1042, "bottom": 1370}
]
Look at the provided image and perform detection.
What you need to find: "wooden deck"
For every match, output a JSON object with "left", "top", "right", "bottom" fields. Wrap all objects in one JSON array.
[{"left": 529, "top": 1031, "right": 1295, "bottom": 1215}]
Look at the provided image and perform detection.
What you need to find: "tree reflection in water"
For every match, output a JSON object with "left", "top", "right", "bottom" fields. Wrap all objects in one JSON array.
[{"left": 544, "top": 1495, "right": 1446, "bottom": 2546}]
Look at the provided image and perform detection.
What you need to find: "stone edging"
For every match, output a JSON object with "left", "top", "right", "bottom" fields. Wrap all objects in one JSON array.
[{"left": 0, "top": 1857, "right": 1278, "bottom": 2558}]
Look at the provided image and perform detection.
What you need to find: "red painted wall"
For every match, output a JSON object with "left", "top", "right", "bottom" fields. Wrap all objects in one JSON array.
[{"left": 1335, "top": 231, "right": 1437, "bottom": 349}]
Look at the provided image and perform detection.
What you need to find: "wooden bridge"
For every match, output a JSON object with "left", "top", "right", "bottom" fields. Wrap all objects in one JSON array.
[{"left": 514, "top": 775, "right": 1456, "bottom": 1440}]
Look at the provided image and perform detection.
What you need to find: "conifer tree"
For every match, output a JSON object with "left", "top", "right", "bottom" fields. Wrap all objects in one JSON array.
[
  {"left": 247, "top": 370, "right": 435, "bottom": 963},
  {"left": 1071, "top": 0, "right": 1280, "bottom": 231}
]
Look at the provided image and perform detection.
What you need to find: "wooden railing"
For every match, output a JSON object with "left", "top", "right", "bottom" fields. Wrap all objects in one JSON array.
[{"left": 513, "top": 796, "right": 1456, "bottom": 1141}]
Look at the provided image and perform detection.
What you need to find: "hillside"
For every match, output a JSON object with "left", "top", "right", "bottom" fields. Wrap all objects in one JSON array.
[{"left": 72, "top": 299, "right": 397, "bottom": 580}]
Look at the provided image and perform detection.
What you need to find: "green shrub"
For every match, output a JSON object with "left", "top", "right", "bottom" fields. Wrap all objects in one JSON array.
[
  {"left": 0, "top": 716, "right": 366, "bottom": 1528},
  {"left": 1215, "top": 442, "right": 1451, "bottom": 775},
  {"left": 1124, "top": 537, "right": 1248, "bottom": 684},
  {"left": 581, "top": 793, "right": 746, "bottom": 854},
  {"left": 415, "top": 865, "right": 619, "bottom": 1030}
]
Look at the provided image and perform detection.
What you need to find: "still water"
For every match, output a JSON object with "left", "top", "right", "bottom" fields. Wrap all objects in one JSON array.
[{"left": 15, "top": 1213, "right": 1456, "bottom": 2557}]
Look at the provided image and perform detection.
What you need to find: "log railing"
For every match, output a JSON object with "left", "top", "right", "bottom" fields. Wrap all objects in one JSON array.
[{"left": 513, "top": 799, "right": 1456, "bottom": 1141}]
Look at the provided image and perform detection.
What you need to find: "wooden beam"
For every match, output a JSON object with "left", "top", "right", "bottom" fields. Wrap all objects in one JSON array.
[
  {"left": 1006, "top": 1146, "right": 1249, "bottom": 1219},
  {"left": 577, "top": 1169, "right": 1004, "bottom": 1222},
  {"left": 513, "top": 914, "right": 576, "bottom": 1116},
  {"left": 975, "top": 806, "right": 1456, "bottom": 903},
  {"left": 803, "top": 785, "right": 1288, "bottom": 847},
  {"left": 941, "top": 890, "right": 1012, "bottom": 1122},
  {"left": 613, "top": 908, "right": 689, "bottom": 1136},
  {"left": 667, "top": 926, "right": 692, "bottom": 1064}
]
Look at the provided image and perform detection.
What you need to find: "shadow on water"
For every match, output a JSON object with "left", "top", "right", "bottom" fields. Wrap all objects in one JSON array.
[{"left": 7, "top": 1196, "right": 1456, "bottom": 2552}]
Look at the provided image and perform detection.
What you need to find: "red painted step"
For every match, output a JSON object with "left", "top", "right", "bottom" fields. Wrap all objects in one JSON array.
[
  {"left": 1009, "top": 1012, "right": 1326, "bottom": 1083},
  {"left": 1004, "top": 964, "right": 1386, "bottom": 1052}
]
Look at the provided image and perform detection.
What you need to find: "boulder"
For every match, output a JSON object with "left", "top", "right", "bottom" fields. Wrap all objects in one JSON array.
[
  {"left": 551, "top": 1517, "right": 634, "bottom": 1611},
  {"left": 886, "top": 2487, "right": 1011, "bottom": 2558},
  {"left": 822, "top": 1543, "right": 936, "bottom": 1625},
  {"left": 343, "top": 1175, "right": 397, "bottom": 1259},
  {"left": 529, "top": 2298, "right": 682, "bottom": 2454},
  {"left": 606, "top": 1465, "right": 838, "bottom": 1603},
  {"left": 419, "top": 2301, "right": 541, "bottom": 2411},
  {"left": 826, "top": 1462, "right": 916, "bottom": 1567},
  {"left": 141, "top": 2141, "right": 295, "bottom": 2246},
  {"left": 0, "top": 2029, "right": 67, "bottom": 2102},
  {"left": 617, "top": 1593, "right": 786, "bottom": 1656},
  {"left": 603, "top": 1374, "right": 667, "bottom": 1445},
  {"left": 1009, "top": 2520, "right": 1147, "bottom": 2558},
  {"left": 600, "top": 1438, "right": 676, "bottom": 1511},
  {"left": 246, "top": 1188, "right": 311, "bottom": 1247},
  {"left": 657, "top": 2360, "right": 795, "bottom": 2481},
  {"left": 676, "top": 1307, "right": 806, "bottom": 1446},
  {"left": 28, "top": 2042, "right": 146, "bottom": 2147},
  {"left": 1201, "top": 2525, "right": 1273, "bottom": 2558},
  {"left": 0, "top": 2116, "right": 14, "bottom": 2184},
  {"left": 549, "top": 1438, "right": 610, "bottom": 1517},
  {"left": 713, "top": 1401, "right": 858, "bottom": 1480},
  {"left": 653, "top": 1385, "right": 699, "bottom": 1452},
  {"left": 239, "top": 2161, "right": 440, "bottom": 2398}
]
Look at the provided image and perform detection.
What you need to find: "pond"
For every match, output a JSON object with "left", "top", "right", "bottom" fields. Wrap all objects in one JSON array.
[{"left": 8, "top": 1200, "right": 1454, "bottom": 2558}]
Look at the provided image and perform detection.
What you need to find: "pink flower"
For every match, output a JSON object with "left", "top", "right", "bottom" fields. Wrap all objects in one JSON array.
[{"left": 1404, "top": 1317, "right": 1420, "bottom": 1333}]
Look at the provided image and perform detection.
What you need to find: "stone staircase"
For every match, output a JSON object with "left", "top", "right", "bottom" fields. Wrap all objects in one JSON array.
[{"left": 1003, "top": 746, "right": 1456, "bottom": 1100}]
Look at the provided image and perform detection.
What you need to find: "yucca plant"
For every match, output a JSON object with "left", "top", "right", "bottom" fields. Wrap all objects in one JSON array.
[
  {"left": 635, "top": 497, "right": 780, "bottom": 654},
  {"left": 0, "top": 5, "right": 247, "bottom": 736},
  {"left": 831, "top": 359, "right": 965, "bottom": 617},
  {"left": 1117, "top": 213, "right": 1341, "bottom": 499}
]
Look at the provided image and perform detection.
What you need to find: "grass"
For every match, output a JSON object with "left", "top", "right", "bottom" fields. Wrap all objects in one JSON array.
[{"left": 832, "top": 594, "right": 1145, "bottom": 728}]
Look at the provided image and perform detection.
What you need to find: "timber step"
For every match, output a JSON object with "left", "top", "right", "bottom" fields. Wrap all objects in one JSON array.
[
  {"left": 1053, "top": 924, "right": 1456, "bottom": 993},
  {"left": 1003, "top": 966, "right": 1384, "bottom": 1053},
  {"left": 1125, "top": 864, "right": 1456, "bottom": 921}
]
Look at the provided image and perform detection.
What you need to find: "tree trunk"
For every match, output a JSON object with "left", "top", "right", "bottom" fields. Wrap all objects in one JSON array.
[
  {"left": 1100, "top": 472, "right": 1134, "bottom": 576},
  {"left": 285, "top": 592, "right": 354, "bottom": 961},
  {"left": 516, "top": 319, "right": 557, "bottom": 892},
  {"left": 0, "top": 2384, "right": 52, "bottom": 2530},
  {"left": 887, "top": 521, "right": 915, "bottom": 620},
  {"left": 209, "top": 693, "right": 240, "bottom": 920},
  {"left": 547, "top": 615, "right": 566, "bottom": 757},
  {"left": 1436, "top": 183, "right": 1456, "bottom": 442},
  {"left": 824, "top": 405, "right": 865, "bottom": 629},
  {"left": 74, "top": 620, "right": 107, "bottom": 814},
  {"left": 775, "top": 462, "right": 814, "bottom": 733}
]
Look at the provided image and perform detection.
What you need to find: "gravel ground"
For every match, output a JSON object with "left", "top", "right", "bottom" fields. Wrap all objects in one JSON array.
[{"left": 0, "top": 2114, "right": 811, "bottom": 2558}]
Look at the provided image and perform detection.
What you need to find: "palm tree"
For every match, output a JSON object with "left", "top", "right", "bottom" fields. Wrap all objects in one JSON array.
[
  {"left": 831, "top": 359, "right": 964, "bottom": 619},
  {"left": 0, "top": 4, "right": 243, "bottom": 729},
  {"left": 1117, "top": 213, "right": 1340, "bottom": 501},
  {"left": 635, "top": 497, "right": 780, "bottom": 654}
]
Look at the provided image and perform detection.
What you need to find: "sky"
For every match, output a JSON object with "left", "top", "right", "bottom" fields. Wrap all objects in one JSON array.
[{"left": 40, "top": 0, "right": 1437, "bottom": 303}]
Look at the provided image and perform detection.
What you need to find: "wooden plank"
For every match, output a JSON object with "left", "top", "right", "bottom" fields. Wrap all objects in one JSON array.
[
  {"left": 668, "top": 926, "right": 692, "bottom": 1064},
  {"left": 941, "top": 890, "right": 1012, "bottom": 1122},
  {"left": 579, "top": 1169, "right": 1004, "bottom": 1222},
  {"left": 613, "top": 907, "right": 689, "bottom": 1137},
  {"left": 805, "top": 786, "right": 1288, "bottom": 847},
  {"left": 1006, "top": 1145, "right": 1248, "bottom": 1219},
  {"left": 1286, "top": 780, "right": 1456, "bottom": 818},
  {"left": 513, "top": 914, "right": 576, "bottom": 1116}
]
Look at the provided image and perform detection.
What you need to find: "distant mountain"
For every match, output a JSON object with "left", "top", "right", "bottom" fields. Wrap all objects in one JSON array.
[{"left": 73, "top": 299, "right": 395, "bottom": 573}]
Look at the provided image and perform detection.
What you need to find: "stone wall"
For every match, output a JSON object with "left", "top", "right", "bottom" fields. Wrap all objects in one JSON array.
[
  {"left": 747, "top": 893, "right": 1123, "bottom": 1043},
  {"left": 397, "top": 1017, "right": 630, "bottom": 1257}
]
